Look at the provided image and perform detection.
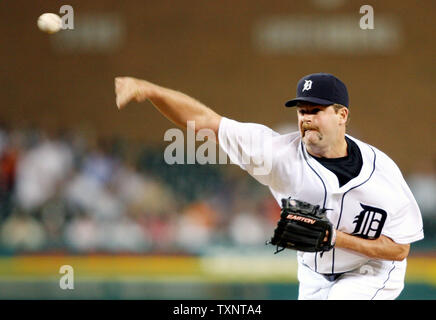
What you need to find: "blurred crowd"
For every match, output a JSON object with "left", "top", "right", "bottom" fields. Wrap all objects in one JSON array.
[
  {"left": 0, "top": 123, "right": 282, "bottom": 254},
  {"left": 0, "top": 124, "right": 435, "bottom": 255}
]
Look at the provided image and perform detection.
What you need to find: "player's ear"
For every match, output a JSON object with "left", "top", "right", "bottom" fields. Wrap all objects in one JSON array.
[{"left": 338, "top": 107, "right": 348, "bottom": 125}]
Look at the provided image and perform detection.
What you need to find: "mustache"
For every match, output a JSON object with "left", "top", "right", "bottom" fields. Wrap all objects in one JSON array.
[{"left": 301, "top": 123, "right": 318, "bottom": 131}]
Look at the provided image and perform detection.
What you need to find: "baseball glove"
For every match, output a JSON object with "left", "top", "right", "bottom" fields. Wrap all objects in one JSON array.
[{"left": 268, "top": 198, "right": 336, "bottom": 253}]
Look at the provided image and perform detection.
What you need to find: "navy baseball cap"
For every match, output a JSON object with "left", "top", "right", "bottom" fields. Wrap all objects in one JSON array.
[{"left": 285, "top": 73, "right": 349, "bottom": 108}]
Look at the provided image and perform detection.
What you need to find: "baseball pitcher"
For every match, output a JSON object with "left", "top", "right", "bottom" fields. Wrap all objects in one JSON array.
[{"left": 114, "top": 73, "right": 424, "bottom": 300}]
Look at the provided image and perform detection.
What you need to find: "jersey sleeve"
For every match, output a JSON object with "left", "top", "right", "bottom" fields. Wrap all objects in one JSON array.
[
  {"left": 382, "top": 181, "right": 424, "bottom": 245},
  {"left": 218, "top": 117, "right": 279, "bottom": 186}
]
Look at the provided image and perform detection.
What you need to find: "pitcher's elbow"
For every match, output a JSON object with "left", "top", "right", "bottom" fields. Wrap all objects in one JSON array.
[{"left": 394, "top": 244, "right": 410, "bottom": 261}]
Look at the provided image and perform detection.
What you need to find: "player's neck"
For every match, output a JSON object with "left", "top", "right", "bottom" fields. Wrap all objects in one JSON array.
[{"left": 306, "top": 137, "right": 348, "bottom": 159}]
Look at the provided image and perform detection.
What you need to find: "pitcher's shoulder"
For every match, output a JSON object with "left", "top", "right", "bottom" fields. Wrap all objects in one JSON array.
[{"left": 347, "top": 135, "right": 404, "bottom": 176}]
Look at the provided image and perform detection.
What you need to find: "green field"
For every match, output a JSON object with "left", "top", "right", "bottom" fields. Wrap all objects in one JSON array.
[{"left": 0, "top": 254, "right": 434, "bottom": 299}]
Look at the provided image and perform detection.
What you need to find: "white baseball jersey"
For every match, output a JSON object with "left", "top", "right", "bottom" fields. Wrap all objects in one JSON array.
[{"left": 218, "top": 117, "right": 424, "bottom": 275}]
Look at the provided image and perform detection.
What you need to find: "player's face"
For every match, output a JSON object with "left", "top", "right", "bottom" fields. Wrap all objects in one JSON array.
[{"left": 296, "top": 104, "right": 344, "bottom": 149}]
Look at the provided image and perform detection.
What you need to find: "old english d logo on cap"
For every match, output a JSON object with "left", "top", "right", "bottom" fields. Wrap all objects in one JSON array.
[
  {"left": 302, "top": 80, "right": 313, "bottom": 92},
  {"left": 285, "top": 73, "right": 349, "bottom": 108}
]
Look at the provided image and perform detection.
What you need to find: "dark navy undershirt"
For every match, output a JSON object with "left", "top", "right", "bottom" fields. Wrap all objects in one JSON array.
[{"left": 312, "top": 137, "right": 363, "bottom": 187}]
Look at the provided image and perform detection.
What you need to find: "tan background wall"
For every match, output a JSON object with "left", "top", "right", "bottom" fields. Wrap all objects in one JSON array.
[{"left": 1, "top": 0, "right": 435, "bottom": 174}]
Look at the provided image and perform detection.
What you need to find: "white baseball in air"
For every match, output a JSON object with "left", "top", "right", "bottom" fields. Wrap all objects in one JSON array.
[{"left": 37, "top": 13, "right": 62, "bottom": 34}]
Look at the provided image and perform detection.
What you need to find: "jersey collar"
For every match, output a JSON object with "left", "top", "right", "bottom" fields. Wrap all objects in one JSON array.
[{"left": 301, "top": 135, "right": 376, "bottom": 194}]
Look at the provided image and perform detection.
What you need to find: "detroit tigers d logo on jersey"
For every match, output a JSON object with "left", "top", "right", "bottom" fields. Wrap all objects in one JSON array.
[{"left": 352, "top": 203, "right": 387, "bottom": 239}]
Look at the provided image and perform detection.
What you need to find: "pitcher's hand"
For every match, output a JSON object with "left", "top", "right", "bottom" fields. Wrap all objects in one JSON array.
[{"left": 115, "top": 77, "right": 152, "bottom": 109}]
